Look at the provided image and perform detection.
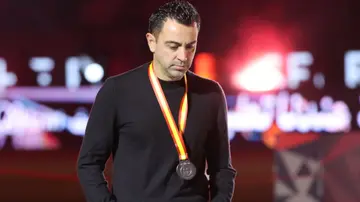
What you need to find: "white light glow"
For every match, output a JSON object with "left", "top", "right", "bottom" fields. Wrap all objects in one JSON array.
[
  {"left": 233, "top": 53, "right": 285, "bottom": 92},
  {"left": 84, "top": 63, "right": 104, "bottom": 83}
]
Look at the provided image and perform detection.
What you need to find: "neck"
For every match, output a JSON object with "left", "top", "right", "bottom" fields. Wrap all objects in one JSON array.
[{"left": 152, "top": 60, "right": 183, "bottom": 81}]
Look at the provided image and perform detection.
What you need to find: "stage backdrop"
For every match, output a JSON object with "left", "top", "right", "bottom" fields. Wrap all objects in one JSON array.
[{"left": 0, "top": 52, "right": 359, "bottom": 202}]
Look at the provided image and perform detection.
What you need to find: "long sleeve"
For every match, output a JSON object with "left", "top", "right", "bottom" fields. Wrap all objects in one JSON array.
[
  {"left": 77, "top": 78, "right": 117, "bottom": 202},
  {"left": 206, "top": 83, "right": 237, "bottom": 202}
]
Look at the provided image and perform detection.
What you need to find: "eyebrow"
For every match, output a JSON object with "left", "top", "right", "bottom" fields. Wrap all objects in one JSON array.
[{"left": 165, "top": 40, "right": 197, "bottom": 46}]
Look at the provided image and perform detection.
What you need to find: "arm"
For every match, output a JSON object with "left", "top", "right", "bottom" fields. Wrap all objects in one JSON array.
[
  {"left": 77, "top": 78, "right": 117, "bottom": 202},
  {"left": 206, "top": 83, "right": 237, "bottom": 202}
]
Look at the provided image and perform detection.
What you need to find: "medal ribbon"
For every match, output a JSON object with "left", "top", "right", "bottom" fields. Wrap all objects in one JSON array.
[{"left": 148, "top": 62, "right": 188, "bottom": 161}]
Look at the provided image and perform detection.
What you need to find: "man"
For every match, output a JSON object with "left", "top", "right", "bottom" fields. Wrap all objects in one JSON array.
[{"left": 77, "top": 1, "right": 236, "bottom": 202}]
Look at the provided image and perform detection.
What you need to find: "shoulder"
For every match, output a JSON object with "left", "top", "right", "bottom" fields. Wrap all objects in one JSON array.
[
  {"left": 95, "top": 62, "right": 150, "bottom": 98},
  {"left": 187, "top": 71, "right": 227, "bottom": 108},
  {"left": 187, "top": 71, "right": 225, "bottom": 96},
  {"left": 107, "top": 62, "right": 150, "bottom": 85}
]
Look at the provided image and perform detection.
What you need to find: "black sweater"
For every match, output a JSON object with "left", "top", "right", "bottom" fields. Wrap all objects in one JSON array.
[{"left": 77, "top": 62, "right": 236, "bottom": 202}]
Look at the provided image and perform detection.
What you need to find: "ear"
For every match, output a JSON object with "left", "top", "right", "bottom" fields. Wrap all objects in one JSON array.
[{"left": 146, "top": 33, "right": 156, "bottom": 53}]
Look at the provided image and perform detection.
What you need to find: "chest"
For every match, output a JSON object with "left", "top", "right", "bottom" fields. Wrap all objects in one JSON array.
[{"left": 115, "top": 88, "right": 216, "bottom": 152}]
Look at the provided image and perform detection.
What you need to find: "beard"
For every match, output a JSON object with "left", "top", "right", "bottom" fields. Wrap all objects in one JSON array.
[{"left": 164, "top": 65, "right": 189, "bottom": 81}]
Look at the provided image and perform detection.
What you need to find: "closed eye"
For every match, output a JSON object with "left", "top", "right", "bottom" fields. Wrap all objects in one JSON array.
[{"left": 169, "top": 46, "right": 179, "bottom": 50}]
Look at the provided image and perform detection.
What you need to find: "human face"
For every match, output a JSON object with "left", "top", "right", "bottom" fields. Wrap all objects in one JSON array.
[{"left": 146, "top": 18, "right": 199, "bottom": 81}]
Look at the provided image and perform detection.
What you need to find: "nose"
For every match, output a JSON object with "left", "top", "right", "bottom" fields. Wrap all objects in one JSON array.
[{"left": 177, "top": 48, "right": 188, "bottom": 62}]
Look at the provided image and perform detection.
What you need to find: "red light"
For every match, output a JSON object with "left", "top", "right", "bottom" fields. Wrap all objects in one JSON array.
[
  {"left": 225, "top": 18, "right": 293, "bottom": 93},
  {"left": 194, "top": 53, "right": 216, "bottom": 80}
]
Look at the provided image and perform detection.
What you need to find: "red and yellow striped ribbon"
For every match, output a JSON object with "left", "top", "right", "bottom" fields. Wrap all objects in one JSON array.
[{"left": 148, "top": 62, "right": 188, "bottom": 160}]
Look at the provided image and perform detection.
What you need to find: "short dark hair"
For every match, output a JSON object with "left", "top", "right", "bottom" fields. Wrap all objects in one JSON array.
[{"left": 148, "top": 0, "right": 201, "bottom": 37}]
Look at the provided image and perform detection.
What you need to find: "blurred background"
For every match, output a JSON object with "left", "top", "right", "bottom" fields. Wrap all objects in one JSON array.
[{"left": 0, "top": 0, "right": 360, "bottom": 201}]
